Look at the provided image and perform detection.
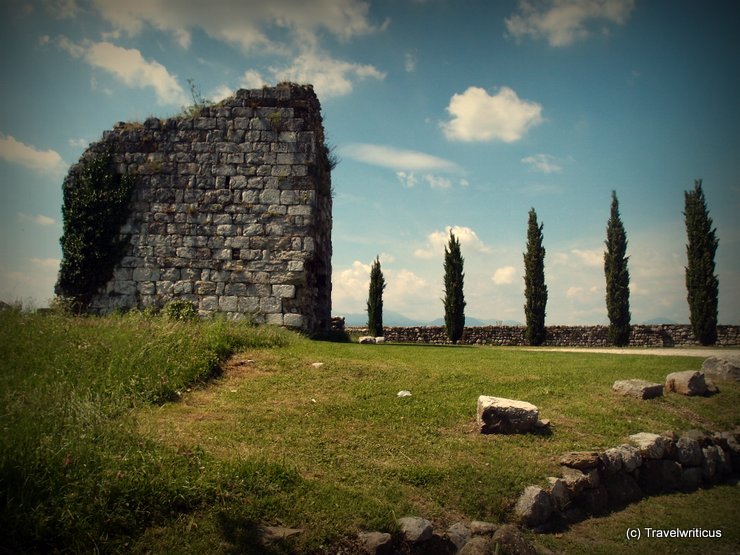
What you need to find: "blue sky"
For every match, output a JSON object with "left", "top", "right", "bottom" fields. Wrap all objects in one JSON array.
[{"left": 1, "top": 0, "right": 738, "bottom": 324}]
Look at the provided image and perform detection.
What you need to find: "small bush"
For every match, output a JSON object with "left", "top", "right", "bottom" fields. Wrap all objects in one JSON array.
[{"left": 163, "top": 300, "right": 198, "bottom": 321}]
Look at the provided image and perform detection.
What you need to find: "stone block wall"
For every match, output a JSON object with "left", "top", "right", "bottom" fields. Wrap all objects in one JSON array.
[
  {"left": 345, "top": 325, "right": 740, "bottom": 347},
  {"left": 67, "top": 84, "right": 332, "bottom": 331}
]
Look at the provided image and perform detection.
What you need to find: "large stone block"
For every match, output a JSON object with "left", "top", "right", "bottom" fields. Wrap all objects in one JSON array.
[
  {"left": 665, "top": 370, "right": 707, "bottom": 396},
  {"left": 612, "top": 379, "right": 663, "bottom": 399},
  {"left": 477, "top": 396, "right": 539, "bottom": 434},
  {"left": 702, "top": 356, "right": 740, "bottom": 381},
  {"left": 514, "top": 486, "right": 553, "bottom": 527}
]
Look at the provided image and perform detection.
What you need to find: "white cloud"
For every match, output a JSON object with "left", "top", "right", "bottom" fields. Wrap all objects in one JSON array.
[
  {"left": 68, "top": 137, "right": 89, "bottom": 148},
  {"left": 55, "top": 37, "right": 188, "bottom": 105},
  {"left": 554, "top": 248, "right": 603, "bottom": 268},
  {"left": 0, "top": 133, "right": 65, "bottom": 176},
  {"left": 31, "top": 258, "right": 61, "bottom": 270},
  {"left": 239, "top": 70, "right": 266, "bottom": 90},
  {"left": 441, "top": 86, "right": 543, "bottom": 143},
  {"left": 209, "top": 84, "right": 234, "bottom": 103},
  {"left": 505, "top": 0, "right": 636, "bottom": 47},
  {"left": 91, "top": 0, "right": 381, "bottom": 52},
  {"left": 414, "top": 225, "right": 492, "bottom": 259},
  {"left": 343, "top": 143, "right": 460, "bottom": 173},
  {"left": 332, "top": 259, "right": 434, "bottom": 320},
  {"left": 492, "top": 266, "right": 517, "bottom": 285},
  {"left": 18, "top": 213, "right": 57, "bottom": 226},
  {"left": 396, "top": 171, "right": 418, "bottom": 188},
  {"left": 424, "top": 175, "right": 452, "bottom": 190},
  {"left": 521, "top": 153, "right": 562, "bottom": 174},
  {"left": 565, "top": 285, "right": 600, "bottom": 301},
  {"left": 404, "top": 51, "right": 416, "bottom": 72},
  {"left": 258, "top": 50, "right": 385, "bottom": 99}
]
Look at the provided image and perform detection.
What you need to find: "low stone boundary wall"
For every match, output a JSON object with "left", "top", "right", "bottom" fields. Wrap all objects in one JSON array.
[
  {"left": 515, "top": 429, "right": 740, "bottom": 532},
  {"left": 345, "top": 324, "right": 740, "bottom": 347}
]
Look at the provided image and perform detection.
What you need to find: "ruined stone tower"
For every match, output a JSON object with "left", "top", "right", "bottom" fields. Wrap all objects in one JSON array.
[{"left": 65, "top": 84, "right": 332, "bottom": 331}]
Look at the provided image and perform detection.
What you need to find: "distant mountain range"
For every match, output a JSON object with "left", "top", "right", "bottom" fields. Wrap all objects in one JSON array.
[
  {"left": 340, "top": 311, "right": 679, "bottom": 327},
  {"left": 341, "top": 311, "right": 522, "bottom": 327}
]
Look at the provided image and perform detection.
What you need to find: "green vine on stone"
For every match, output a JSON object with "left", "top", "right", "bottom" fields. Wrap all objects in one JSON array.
[{"left": 56, "top": 148, "right": 135, "bottom": 312}]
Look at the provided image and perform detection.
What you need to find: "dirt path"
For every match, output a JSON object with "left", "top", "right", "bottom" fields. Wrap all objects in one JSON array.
[{"left": 521, "top": 346, "right": 740, "bottom": 358}]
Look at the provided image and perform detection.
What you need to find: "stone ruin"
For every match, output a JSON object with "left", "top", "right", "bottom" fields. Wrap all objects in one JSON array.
[{"left": 61, "top": 83, "right": 333, "bottom": 332}]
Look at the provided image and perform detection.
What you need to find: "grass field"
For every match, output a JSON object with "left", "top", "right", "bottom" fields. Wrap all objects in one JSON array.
[{"left": 1, "top": 309, "right": 738, "bottom": 554}]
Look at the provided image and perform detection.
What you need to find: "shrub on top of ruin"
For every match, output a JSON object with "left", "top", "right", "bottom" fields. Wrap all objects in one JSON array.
[
  {"left": 179, "top": 78, "right": 214, "bottom": 119},
  {"left": 56, "top": 148, "right": 136, "bottom": 312}
]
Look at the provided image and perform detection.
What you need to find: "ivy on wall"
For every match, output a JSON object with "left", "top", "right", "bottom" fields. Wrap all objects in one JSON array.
[{"left": 56, "top": 149, "right": 135, "bottom": 311}]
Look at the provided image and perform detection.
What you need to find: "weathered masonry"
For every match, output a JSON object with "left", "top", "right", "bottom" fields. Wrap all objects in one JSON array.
[{"left": 74, "top": 84, "right": 332, "bottom": 331}]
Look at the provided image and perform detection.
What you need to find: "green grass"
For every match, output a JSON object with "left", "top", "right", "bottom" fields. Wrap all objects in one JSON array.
[{"left": 2, "top": 310, "right": 739, "bottom": 554}]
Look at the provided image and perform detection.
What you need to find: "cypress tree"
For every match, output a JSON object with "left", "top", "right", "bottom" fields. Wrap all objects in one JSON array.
[
  {"left": 443, "top": 231, "right": 466, "bottom": 342},
  {"left": 604, "top": 191, "right": 631, "bottom": 346},
  {"left": 366, "top": 256, "right": 386, "bottom": 337},
  {"left": 684, "top": 179, "right": 719, "bottom": 345},
  {"left": 523, "top": 208, "right": 548, "bottom": 346}
]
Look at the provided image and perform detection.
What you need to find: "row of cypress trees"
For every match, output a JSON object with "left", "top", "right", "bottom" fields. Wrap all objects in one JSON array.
[{"left": 367, "top": 181, "right": 719, "bottom": 346}]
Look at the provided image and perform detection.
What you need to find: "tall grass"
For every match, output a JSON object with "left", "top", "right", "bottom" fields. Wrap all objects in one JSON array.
[{"left": 0, "top": 308, "right": 292, "bottom": 553}]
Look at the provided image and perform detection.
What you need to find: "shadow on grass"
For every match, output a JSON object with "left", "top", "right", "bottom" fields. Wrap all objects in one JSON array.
[{"left": 217, "top": 513, "right": 292, "bottom": 555}]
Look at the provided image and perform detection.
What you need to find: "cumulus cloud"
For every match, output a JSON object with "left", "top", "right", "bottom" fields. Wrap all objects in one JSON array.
[
  {"left": 554, "top": 248, "right": 603, "bottom": 268},
  {"left": 31, "top": 257, "right": 61, "bottom": 270},
  {"left": 521, "top": 153, "right": 562, "bottom": 173},
  {"left": 505, "top": 0, "right": 636, "bottom": 47},
  {"left": 18, "top": 213, "right": 56, "bottom": 226},
  {"left": 492, "top": 266, "right": 517, "bottom": 285},
  {"left": 91, "top": 0, "right": 381, "bottom": 52},
  {"left": 55, "top": 37, "right": 188, "bottom": 105},
  {"left": 332, "top": 260, "right": 433, "bottom": 319},
  {"left": 396, "top": 171, "right": 419, "bottom": 188},
  {"left": 343, "top": 143, "right": 460, "bottom": 173},
  {"left": 424, "top": 175, "right": 452, "bottom": 190},
  {"left": 89, "top": 0, "right": 386, "bottom": 98},
  {"left": 0, "top": 133, "right": 65, "bottom": 176},
  {"left": 245, "top": 50, "right": 385, "bottom": 99},
  {"left": 441, "top": 86, "right": 543, "bottom": 143},
  {"left": 414, "top": 225, "right": 491, "bottom": 259}
]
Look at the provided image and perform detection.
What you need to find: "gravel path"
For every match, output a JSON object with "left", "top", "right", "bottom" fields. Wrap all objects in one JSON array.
[{"left": 522, "top": 346, "right": 740, "bottom": 358}]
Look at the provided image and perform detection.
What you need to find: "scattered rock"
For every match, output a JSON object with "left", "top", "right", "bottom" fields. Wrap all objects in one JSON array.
[
  {"left": 680, "top": 467, "right": 703, "bottom": 491},
  {"left": 560, "top": 467, "right": 589, "bottom": 496},
  {"left": 612, "top": 379, "right": 663, "bottom": 399},
  {"left": 446, "top": 522, "right": 472, "bottom": 551},
  {"left": 665, "top": 370, "right": 707, "bottom": 396},
  {"left": 358, "top": 531, "right": 393, "bottom": 555},
  {"left": 374, "top": 336, "right": 386, "bottom": 344},
  {"left": 605, "top": 472, "right": 643, "bottom": 506},
  {"left": 477, "top": 396, "right": 539, "bottom": 434},
  {"left": 560, "top": 451, "right": 601, "bottom": 470},
  {"left": 702, "top": 356, "right": 740, "bottom": 381},
  {"left": 561, "top": 466, "right": 599, "bottom": 489},
  {"left": 311, "top": 362, "right": 324, "bottom": 368},
  {"left": 705, "top": 378, "right": 720, "bottom": 395},
  {"left": 676, "top": 436, "right": 703, "bottom": 466},
  {"left": 534, "top": 418, "right": 551, "bottom": 431},
  {"left": 397, "top": 516, "right": 433, "bottom": 543},
  {"left": 629, "top": 432, "right": 668, "bottom": 459},
  {"left": 681, "top": 429, "right": 713, "bottom": 446},
  {"left": 514, "top": 486, "right": 553, "bottom": 527},
  {"left": 491, "top": 524, "right": 537, "bottom": 555},
  {"left": 574, "top": 484, "right": 609, "bottom": 516},
  {"left": 358, "top": 336, "right": 376, "bottom": 344},
  {"left": 702, "top": 446, "right": 721, "bottom": 482},
  {"left": 397, "top": 390, "right": 412, "bottom": 398},
  {"left": 458, "top": 536, "right": 492, "bottom": 555},
  {"left": 601, "top": 447, "right": 623, "bottom": 474},
  {"left": 547, "top": 477, "right": 571, "bottom": 511},
  {"left": 614, "top": 444, "right": 643, "bottom": 472},
  {"left": 469, "top": 521, "right": 498, "bottom": 536},
  {"left": 638, "top": 459, "right": 682, "bottom": 494}
]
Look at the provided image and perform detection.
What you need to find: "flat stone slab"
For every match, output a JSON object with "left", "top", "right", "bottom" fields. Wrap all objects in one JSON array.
[
  {"left": 477, "top": 396, "right": 539, "bottom": 434},
  {"left": 560, "top": 451, "right": 601, "bottom": 469},
  {"left": 612, "top": 379, "right": 663, "bottom": 399}
]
